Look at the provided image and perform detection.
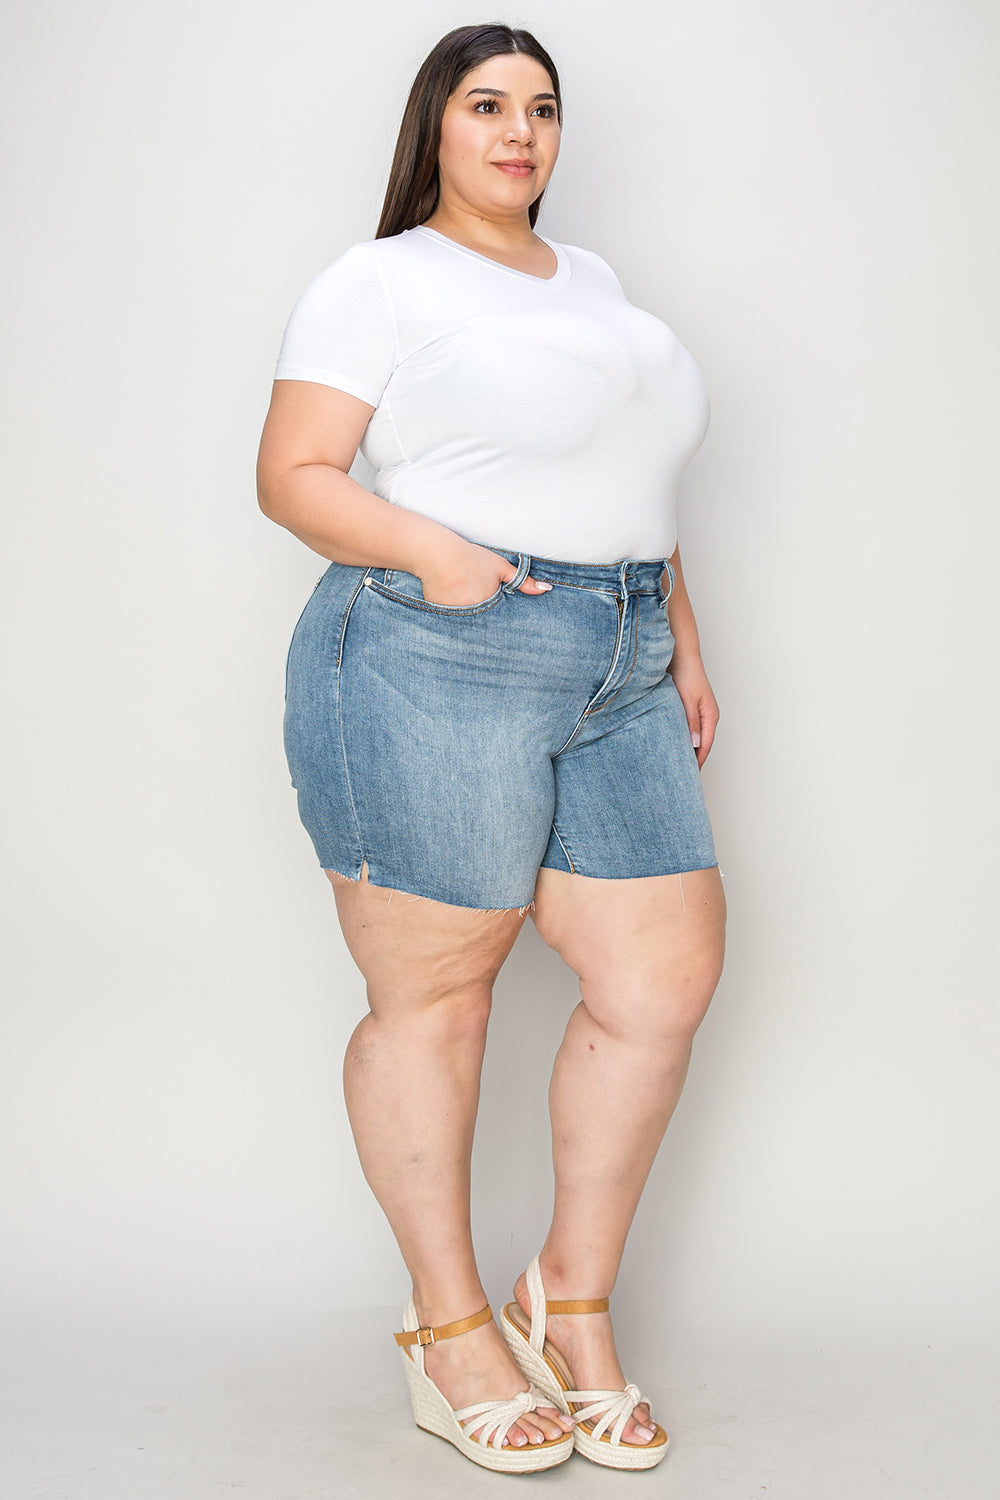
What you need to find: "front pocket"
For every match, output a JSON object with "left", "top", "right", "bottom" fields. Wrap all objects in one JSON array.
[{"left": 364, "top": 569, "right": 506, "bottom": 617}]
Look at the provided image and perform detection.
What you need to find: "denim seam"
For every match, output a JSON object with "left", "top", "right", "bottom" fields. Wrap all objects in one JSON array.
[
  {"left": 336, "top": 575, "right": 372, "bottom": 875},
  {"left": 336, "top": 697, "right": 366, "bottom": 881},
  {"left": 546, "top": 580, "right": 659, "bottom": 598},
  {"left": 380, "top": 554, "right": 528, "bottom": 602},
  {"left": 550, "top": 824, "right": 576, "bottom": 874},
  {"left": 336, "top": 571, "right": 373, "bottom": 669},
  {"left": 657, "top": 561, "right": 676, "bottom": 607},
  {"left": 551, "top": 595, "right": 628, "bottom": 757},
  {"left": 550, "top": 707, "right": 589, "bottom": 760},
  {"left": 364, "top": 576, "right": 505, "bottom": 617},
  {"left": 585, "top": 603, "right": 640, "bottom": 715}
]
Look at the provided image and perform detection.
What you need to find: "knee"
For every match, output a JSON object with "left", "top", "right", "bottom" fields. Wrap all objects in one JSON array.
[
  {"left": 426, "top": 983, "right": 494, "bottom": 1046},
  {"left": 667, "top": 945, "right": 725, "bottom": 1038},
  {"left": 584, "top": 939, "right": 724, "bottom": 1045},
  {"left": 363, "top": 979, "right": 494, "bottom": 1048}
]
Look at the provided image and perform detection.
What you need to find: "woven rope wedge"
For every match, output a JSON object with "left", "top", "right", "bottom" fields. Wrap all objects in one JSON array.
[
  {"left": 395, "top": 1297, "right": 574, "bottom": 1473},
  {"left": 500, "top": 1255, "right": 670, "bottom": 1472}
]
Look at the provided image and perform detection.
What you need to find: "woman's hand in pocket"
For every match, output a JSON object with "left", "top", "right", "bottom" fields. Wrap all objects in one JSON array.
[{"left": 420, "top": 539, "right": 551, "bottom": 607}]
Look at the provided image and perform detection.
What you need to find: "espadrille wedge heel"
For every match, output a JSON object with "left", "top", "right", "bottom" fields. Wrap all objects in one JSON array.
[
  {"left": 394, "top": 1298, "right": 574, "bottom": 1472},
  {"left": 500, "top": 1255, "right": 670, "bottom": 1471}
]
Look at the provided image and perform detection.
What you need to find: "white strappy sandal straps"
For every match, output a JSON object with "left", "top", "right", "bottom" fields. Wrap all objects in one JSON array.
[
  {"left": 500, "top": 1254, "right": 669, "bottom": 1471},
  {"left": 394, "top": 1296, "right": 574, "bottom": 1472},
  {"left": 452, "top": 1388, "right": 546, "bottom": 1450},
  {"left": 524, "top": 1253, "right": 610, "bottom": 1354},
  {"left": 563, "top": 1382, "right": 648, "bottom": 1445}
]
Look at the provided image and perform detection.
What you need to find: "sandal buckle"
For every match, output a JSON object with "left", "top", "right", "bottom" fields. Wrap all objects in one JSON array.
[{"left": 416, "top": 1326, "right": 435, "bottom": 1346}]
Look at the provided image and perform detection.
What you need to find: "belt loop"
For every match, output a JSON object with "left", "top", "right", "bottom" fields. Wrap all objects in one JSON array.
[
  {"left": 503, "top": 552, "right": 531, "bottom": 592},
  {"left": 662, "top": 559, "right": 675, "bottom": 602}
]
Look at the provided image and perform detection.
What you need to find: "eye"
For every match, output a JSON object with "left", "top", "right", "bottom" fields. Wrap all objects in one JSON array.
[
  {"left": 532, "top": 103, "right": 557, "bottom": 118},
  {"left": 474, "top": 98, "right": 501, "bottom": 114}
]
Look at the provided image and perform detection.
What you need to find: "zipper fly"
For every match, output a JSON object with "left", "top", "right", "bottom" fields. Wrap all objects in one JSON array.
[
  {"left": 584, "top": 591, "right": 627, "bottom": 716},
  {"left": 552, "top": 588, "right": 630, "bottom": 753}
]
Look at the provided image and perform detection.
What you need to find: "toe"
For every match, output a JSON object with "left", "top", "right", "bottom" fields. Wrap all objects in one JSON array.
[
  {"left": 625, "top": 1405, "right": 657, "bottom": 1444},
  {"left": 513, "top": 1418, "right": 543, "bottom": 1446},
  {"left": 533, "top": 1405, "right": 572, "bottom": 1441}
]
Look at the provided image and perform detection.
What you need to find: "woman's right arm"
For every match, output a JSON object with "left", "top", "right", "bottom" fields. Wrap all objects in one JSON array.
[
  {"left": 257, "top": 378, "right": 462, "bottom": 574},
  {"left": 256, "top": 379, "right": 548, "bottom": 604}
]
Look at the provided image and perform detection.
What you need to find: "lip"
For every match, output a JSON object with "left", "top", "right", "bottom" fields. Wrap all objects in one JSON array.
[{"left": 491, "top": 160, "right": 535, "bottom": 177}]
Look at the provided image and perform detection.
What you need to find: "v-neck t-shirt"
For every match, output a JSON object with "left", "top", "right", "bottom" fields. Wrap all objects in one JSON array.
[{"left": 273, "top": 225, "right": 710, "bottom": 563}]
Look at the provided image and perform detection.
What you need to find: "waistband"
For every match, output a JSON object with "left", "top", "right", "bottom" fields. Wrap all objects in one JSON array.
[{"left": 484, "top": 545, "right": 672, "bottom": 595}]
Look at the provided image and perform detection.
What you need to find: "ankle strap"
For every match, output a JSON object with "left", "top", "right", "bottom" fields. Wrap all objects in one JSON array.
[
  {"left": 546, "top": 1297, "right": 610, "bottom": 1314},
  {"left": 394, "top": 1303, "right": 493, "bottom": 1348}
]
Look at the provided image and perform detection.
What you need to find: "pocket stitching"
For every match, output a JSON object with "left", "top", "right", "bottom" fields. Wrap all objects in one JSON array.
[
  {"left": 364, "top": 575, "right": 505, "bottom": 617},
  {"left": 656, "top": 561, "right": 676, "bottom": 607}
]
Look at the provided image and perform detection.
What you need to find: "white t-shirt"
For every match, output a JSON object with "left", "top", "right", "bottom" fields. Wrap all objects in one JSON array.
[{"left": 273, "top": 225, "right": 710, "bottom": 563}]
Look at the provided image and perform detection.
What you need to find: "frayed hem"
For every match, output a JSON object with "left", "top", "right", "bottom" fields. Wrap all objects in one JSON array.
[{"left": 321, "top": 864, "right": 534, "bottom": 918}]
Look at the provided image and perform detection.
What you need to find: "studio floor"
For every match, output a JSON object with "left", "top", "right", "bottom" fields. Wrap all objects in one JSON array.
[{"left": 2, "top": 1303, "right": 994, "bottom": 1499}]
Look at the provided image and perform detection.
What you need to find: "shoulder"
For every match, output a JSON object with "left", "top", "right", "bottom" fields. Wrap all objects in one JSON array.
[
  {"left": 283, "top": 238, "right": 406, "bottom": 328},
  {"left": 545, "top": 239, "right": 626, "bottom": 292},
  {"left": 296, "top": 237, "right": 386, "bottom": 292},
  {"left": 300, "top": 230, "right": 440, "bottom": 295}
]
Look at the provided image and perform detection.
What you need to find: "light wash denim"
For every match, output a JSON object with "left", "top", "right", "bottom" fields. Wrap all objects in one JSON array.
[{"left": 283, "top": 544, "right": 718, "bottom": 910}]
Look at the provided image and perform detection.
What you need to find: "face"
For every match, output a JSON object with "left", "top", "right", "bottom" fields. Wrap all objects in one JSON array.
[{"left": 436, "top": 53, "right": 561, "bottom": 221}]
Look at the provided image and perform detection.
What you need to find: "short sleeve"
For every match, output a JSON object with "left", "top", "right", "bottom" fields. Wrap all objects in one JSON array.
[
  {"left": 582, "top": 247, "right": 627, "bottom": 297},
  {"left": 273, "top": 242, "right": 398, "bottom": 408}
]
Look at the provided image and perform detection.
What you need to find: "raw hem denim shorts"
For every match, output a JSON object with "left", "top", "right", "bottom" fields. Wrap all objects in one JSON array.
[{"left": 283, "top": 544, "right": 718, "bottom": 911}]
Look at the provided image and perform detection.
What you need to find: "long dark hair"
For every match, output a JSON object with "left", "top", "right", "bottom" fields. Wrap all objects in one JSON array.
[{"left": 376, "top": 24, "right": 562, "bottom": 239}]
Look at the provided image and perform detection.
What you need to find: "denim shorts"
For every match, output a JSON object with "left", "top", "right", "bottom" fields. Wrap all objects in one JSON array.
[{"left": 282, "top": 544, "right": 718, "bottom": 911}]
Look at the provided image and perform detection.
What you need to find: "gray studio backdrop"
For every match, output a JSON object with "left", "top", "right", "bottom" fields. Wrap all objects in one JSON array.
[{"left": 3, "top": 0, "right": 997, "bottom": 1357}]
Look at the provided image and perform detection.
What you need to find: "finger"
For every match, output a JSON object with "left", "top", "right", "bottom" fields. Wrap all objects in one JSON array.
[
  {"left": 697, "top": 702, "right": 720, "bottom": 765},
  {"left": 682, "top": 700, "right": 702, "bottom": 752},
  {"left": 487, "top": 550, "right": 550, "bottom": 597},
  {"left": 693, "top": 713, "right": 707, "bottom": 766}
]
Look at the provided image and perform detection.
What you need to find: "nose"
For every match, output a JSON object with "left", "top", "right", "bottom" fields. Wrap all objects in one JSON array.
[{"left": 505, "top": 114, "right": 535, "bottom": 145}]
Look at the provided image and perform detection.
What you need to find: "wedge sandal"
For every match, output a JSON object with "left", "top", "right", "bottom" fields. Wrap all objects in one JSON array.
[
  {"left": 395, "top": 1298, "right": 574, "bottom": 1472},
  {"left": 500, "top": 1255, "right": 669, "bottom": 1471}
]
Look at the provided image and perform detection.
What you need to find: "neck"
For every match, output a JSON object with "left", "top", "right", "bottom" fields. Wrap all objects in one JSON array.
[{"left": 423, "top": 202, "right": 537, "bottom": 252}]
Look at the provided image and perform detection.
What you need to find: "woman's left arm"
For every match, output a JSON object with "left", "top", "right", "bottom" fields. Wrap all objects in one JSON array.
[{"left": 661, "top": 546, "right": 719, "bottom": 769}]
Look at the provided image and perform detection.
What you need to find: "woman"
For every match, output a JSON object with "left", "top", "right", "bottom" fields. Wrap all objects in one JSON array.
[{"left": 257, "top": 22, "right": 726, "bottom": 1476}]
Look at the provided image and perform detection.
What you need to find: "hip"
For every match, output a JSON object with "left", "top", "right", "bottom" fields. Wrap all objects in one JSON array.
[{"left": 284, "top": 544, "right": 678, "bottom": 759}]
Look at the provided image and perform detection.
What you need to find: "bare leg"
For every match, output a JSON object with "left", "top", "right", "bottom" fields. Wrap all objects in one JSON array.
[
  {"left": 513, "top": 864, "right": 727, "bottom": 1443},
  {"left": 329, "top": 863, "right": 572, "bottom": 1448}
]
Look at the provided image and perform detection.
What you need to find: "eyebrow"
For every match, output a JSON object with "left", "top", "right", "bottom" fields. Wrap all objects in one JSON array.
[{"left": 464, "top": 87, "right": 557, "bottom": 102}]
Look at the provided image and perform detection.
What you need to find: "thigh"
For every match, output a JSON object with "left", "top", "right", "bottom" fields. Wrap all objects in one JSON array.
[
  {"left": 540, "top": 658, "right": 719, "bottom": 883},
  {"left": 327, "top": 863, "right": 527, "bottom": 1015},
  {"left": 530, "top": 865, "right": 727, "bottom": 1035},
  {"left": 334, "top": 569, "right": 567, "bottom": 912}
]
